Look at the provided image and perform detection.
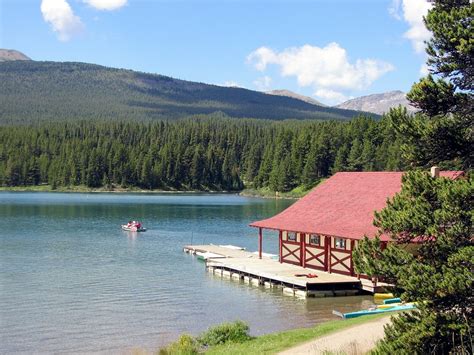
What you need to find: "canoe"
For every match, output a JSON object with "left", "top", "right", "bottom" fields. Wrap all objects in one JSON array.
[
  {"left": 383, "top": 297, "right": 402, "bottom": 304},
  {"left": 377, "top": 303, "right": 401, "bottom": 309},
  {"left": 195, "top": 251, "right": 226, "bottom": 261},
  {"left": 121, "top": 225, "right": 147, "bottom": 232},
  {"left": 374, "top": 293, "right": 394, "bottom": 300},
  {"left": 333, "top": 304, "right": 416, "bottom": 319}
]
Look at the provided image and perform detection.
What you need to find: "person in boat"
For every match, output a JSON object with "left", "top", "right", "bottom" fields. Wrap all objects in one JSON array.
[{"left": 127, "top": 221, "right": 132, "bottom": 227}]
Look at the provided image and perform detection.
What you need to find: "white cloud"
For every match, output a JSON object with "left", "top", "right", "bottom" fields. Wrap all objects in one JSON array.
[
  {"left": 247, "top": 43, "right": 394, "bottom": 92},
  {"left": 390, "top": 0, "right": 432, "bottom": 53},
  {"left": 41, "top": 0, "right": 84, "bottom": 41},
  {"left": 83, "top": 0, "right": 127, "bottom": 11},
  {"left": 253, "top": 76, "right": 272, "bottom": 91},
  {"left": 314, "top": 89, "right": 350, "bottom": 104}
]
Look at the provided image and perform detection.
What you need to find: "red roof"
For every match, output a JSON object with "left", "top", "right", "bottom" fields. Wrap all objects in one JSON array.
[{"left": 250, "top": 171, "right": 463, "bottom": 241}]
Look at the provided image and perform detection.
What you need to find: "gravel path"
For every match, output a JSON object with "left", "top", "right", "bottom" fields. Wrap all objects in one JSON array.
[{"left": 278, "top": 316, "right": 391, "bottom": 355}]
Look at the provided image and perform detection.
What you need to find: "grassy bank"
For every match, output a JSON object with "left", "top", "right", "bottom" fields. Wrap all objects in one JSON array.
[
  {"left": 160, "top": 314, "right": 388, "bottom": 354},
  {"left": 205, "top": 314, "right": 387, "bottom": 354}
]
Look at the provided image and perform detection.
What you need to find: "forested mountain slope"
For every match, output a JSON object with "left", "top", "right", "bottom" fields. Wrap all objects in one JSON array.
[{"left": 0, "top": 61, "right": 372, "bottom": 123}]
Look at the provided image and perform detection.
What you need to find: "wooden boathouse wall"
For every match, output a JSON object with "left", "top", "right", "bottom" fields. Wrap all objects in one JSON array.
[{"left": 280, "top": 230, "right": 353, "bottom": 276}]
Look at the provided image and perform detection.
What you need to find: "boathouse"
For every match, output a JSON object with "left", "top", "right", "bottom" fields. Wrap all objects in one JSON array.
[{"left": 250, "top": 169, "right": 463, "bottom": 277}]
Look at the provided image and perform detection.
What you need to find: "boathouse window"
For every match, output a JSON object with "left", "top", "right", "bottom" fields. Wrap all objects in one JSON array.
[
  {"left": 287, "top": 232, "right": 297, "bottom": 241},
  {"left": 309, "top": 234, "right": 320, "bottom": 246},
  {"left": 334, "top": 238, "right": 346, "bottom": 249}
]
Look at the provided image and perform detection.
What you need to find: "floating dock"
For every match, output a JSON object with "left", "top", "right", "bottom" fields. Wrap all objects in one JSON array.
[{"left": 183, "top": 245, "right": 388, "bottom": 298}]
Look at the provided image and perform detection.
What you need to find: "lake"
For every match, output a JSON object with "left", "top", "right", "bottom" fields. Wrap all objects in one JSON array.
[{"left": 0, "top": 192, "right": 373, "bottom": 353}]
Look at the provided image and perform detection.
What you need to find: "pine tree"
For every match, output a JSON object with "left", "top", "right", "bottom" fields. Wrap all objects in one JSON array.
[{"left": 355, "top": 172, "right": 473, "bottom": 354}]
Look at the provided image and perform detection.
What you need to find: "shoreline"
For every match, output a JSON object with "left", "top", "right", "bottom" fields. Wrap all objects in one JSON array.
[
  {"left": 0, "top": 185, "right": 303, "bottom": 199},
  {"left": 0, "top": 185, "right": 236, "bottom": 195}
]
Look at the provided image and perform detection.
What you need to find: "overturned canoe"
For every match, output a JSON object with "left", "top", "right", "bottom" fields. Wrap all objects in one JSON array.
[
  {"left": 333, "top": 304, "right": 416, "bottom": 319},
  {"left": 383, "top": 297, "right": 402, "bottom": 304},
  {"left": 374, "top": 293, "right": 394, "bottom": 300}
]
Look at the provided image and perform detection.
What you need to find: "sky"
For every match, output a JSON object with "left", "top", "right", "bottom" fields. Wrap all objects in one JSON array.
[{"left": 0, "top": 0, "right": 433, "bottom": 105}]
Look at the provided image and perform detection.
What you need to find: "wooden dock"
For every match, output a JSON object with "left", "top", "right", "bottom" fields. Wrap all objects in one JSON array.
[{"left": 183, "top": 245, "right": 388, "bottom": 298}]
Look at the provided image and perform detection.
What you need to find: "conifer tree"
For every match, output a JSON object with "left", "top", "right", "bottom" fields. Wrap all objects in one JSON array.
[{"left": 355, "top": 1, "right": 473, "bottom": 352}]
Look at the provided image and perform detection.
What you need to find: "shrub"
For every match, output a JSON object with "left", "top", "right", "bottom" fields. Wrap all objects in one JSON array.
[
  {"left": 158, "top": 334, "right": 199, "bottom": 355},
  {"left": 198, "top": 320, "right": 252, "bottom": 347}
]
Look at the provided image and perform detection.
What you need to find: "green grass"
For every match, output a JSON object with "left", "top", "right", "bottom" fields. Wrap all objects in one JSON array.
[{"left": 205, "top": 314, "right": 388, "bottom": 354}]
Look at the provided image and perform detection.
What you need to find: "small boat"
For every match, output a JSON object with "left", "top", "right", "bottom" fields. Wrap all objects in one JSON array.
[
  {"left": 121, "top": 225, "right": 147, "bottom": 232},
  {"left": 121, "top": 221, "right": 146, "bottom": 232},
  {"left": 332, "top": 303, "right": 416, "bottom": 319}
]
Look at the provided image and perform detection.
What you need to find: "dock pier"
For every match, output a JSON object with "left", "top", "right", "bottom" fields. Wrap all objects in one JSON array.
[{"left": 183, "top": 245, "right": 387, "bottom": 298}]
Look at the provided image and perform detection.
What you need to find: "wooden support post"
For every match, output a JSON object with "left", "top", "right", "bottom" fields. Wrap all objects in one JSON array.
[
  {"left": 326, "top": 236, "right": 331, "bottom": 273},
  {"left": 301, "top": 233, "right": 306, "bottom": 268},
  {"left": 350, "top": 240, "right": 355, "bottom": 276},
  {"left": 324, "top": 235, "right": 330, "bottom": 272},
  {"left": 258, "top": 227, "right": 262, "bottom": 259},
  {"left": 279, "top": 230, "right": 283, "bottom": 263}
]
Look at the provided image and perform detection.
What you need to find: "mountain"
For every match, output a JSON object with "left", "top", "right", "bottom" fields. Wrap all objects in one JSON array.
[
  {"left": 0, "top": 49, "right": 31, "bottom": 62},
  {"left": 0, "top": 59, "right": 376, "bottom": 124},
  {"left": 266, "top": 89, "right": 327, "bottom": 107},
  {"left": 335, "top": 91, "right": 417, "bottom": 115}
]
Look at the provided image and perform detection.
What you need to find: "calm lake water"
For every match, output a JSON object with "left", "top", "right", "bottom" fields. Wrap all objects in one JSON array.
[{"left": 0, "top": 192, "right": 373, "bottom": 353}]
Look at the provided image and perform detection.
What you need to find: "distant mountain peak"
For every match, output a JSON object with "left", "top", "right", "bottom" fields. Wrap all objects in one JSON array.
[
  {"left": 0, "top": 49, "right": 31, "bottom": 62},
  {"left": 335, "top": 91, "right": 417, "bottom": 115},
  {"left": 266, "top": 89, "right": 327, "bottom": 107}
]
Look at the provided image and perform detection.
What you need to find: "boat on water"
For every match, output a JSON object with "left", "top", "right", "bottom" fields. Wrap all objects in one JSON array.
[
  {"left": 121, "top": 221, "right": 147, "bottom": 232},
  {"left": 333, "top": 303, "right": 416, "bottom": 319}
]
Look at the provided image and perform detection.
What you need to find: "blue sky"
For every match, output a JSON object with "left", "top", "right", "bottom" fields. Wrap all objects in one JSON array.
[{"left": 0, "top": 0, "right": 432, "bottom": 104}]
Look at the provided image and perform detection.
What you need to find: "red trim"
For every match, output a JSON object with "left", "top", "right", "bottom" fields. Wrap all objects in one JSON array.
[
  {"left": 305, "top": 263, "right": 325, "bottom": 271},
  {"left": 281, "top": 241, "right": 301, "bottom": 264},
  {"left": 350, "top": 240, "right": 354, "bottom": 276},
  {"left": 279, "top": 230, "right": 282, "bottom": 263},
  {"left": 333, "top": 237, "right": 347, "bottom": 250},
  {"left": 329, "top": 269, "right": 353, "bottom": 276},
  {"left": 325, "top": 236, "right": 330, "bottom": 272},
  {"left": 301, "top": 233, "right": 306, "bottom": 268},
  {"left": 308, "top": 233, "right": 321, "bottom": 246},
  {"left": 282, "top": 240, "right": 301, "bottom": 246},
  {"left": 305, "top": 246, "right": 325, "bottom": 267},
  {"left": 330, "top": 252, "right": 351, "bottom": 273},
  {"left": 287, "top": 231, "right": 297, "bottom": 242},
  {"left": 330, "top": 247, "right": 351, "bottom": 254},
  {"left": 281, "top": 259, "right": 301, "bottom": 266}
]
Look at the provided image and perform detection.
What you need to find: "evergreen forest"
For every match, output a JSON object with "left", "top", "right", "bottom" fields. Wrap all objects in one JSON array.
[{"left": 0, "top": 115, "right": 405, "bottom": 191}]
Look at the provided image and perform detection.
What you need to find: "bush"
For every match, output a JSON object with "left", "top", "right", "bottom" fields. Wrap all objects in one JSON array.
[
  {"left": 158, "top": 334, "right": 199, "bottom": 355},
  {"left": 198, "top": 320, "right": 252, "bottom": 347}
]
